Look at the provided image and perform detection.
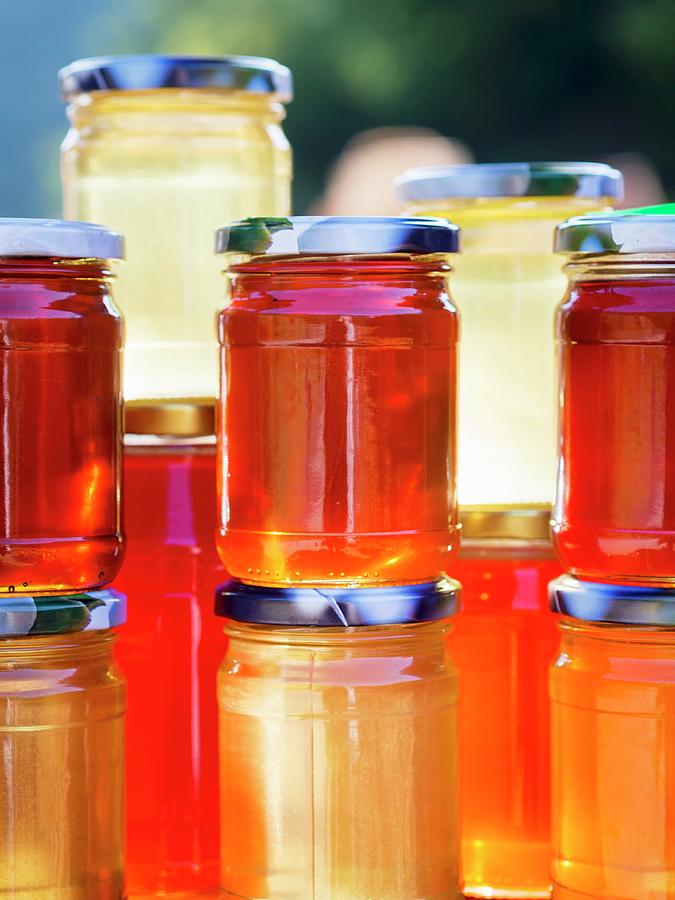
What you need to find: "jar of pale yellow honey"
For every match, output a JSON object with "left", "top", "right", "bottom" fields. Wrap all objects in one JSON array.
[
  {"left": 397, "top": 162, "right": 622, "bottom": 509},
  {"left": 59, "top": 55, "right": 293, "bottom": 401}
]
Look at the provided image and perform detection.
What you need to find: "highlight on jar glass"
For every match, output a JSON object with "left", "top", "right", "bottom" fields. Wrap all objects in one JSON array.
[
  {"left": 215, "top": 578, "right": 461, "bottom": 900},
  {"left": 59, "top": 54, "right": 293, "bottom": 402},
  {"left": 216, "top": 216, "right": 460, "bottom": 588},
  {"left": 452, "top": 509, "right": 562, "bottom": 899},
  {"left": 553, "top": 208, "right": 675, "bottom": 585},
  {"left": 0, "top": 219, "right": 124, "bottom": 595},
  {"left": 549, "top": 575, "right": 675, "bottom": 900},
  {"left": 396, "top": 162, "right": 623, "bottom": 509},
  {"left": 0, "top": 589, "right": 126, "bottom": 899},
  {"left": 115, "top": 399, "right": 225, "bottom": 897}
]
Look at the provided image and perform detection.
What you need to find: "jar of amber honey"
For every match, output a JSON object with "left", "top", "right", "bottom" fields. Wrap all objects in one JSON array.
[
  {"left": 216, "top": 216, "right": 460, "bottom": 587},
  {"left": 116, "top": 400, "right": 225, "bottom": 896},
  {"left": 0, "top": 589, "right": 126, "bottom": 898},
  {"left": 216, "top": 578, "right": 461, "bottom": 900},
  {"left": 397, "top": 162, "right": 622, "bottom": 508},
  {"left": 549, "top": 575, "right": 675, "bottom": 900},
  {"left": 60, "top": 55, "right": 293, "bottom": 401},
  {"left": 553, "top": 211, "right": 675, "bottom": 584},
  {"left": 0, "top": 219, "right": 124, "bottom": 594}
]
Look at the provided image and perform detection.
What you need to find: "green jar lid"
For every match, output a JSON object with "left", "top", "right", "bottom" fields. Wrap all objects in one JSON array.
[{"left": 0, "top": 589, "right": 126, "bottom": 637}]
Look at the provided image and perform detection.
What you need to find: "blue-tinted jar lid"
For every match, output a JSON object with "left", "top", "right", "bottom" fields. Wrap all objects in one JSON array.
[
  {"left": 396, "top": 162, "right": 623, "bottom": 202},
  {"left": 216, "top": 216, "right": 460, "bottom": 257},
  {"left": 549, "top": 575, "right": 675, "bottom": 627},
  {"left": 0, "top": 219, "right": 123, "bottom": 259},
  {"left": 0, "top": 589, "right": 127, "bottom": 638},
  {"left": 555, "top": 211, "right": 675, "bottom": 255},
  {"left": 59, "top": 55, "right": 293, "bottom": 102},
  {"left": 215, "top": 578, "right": 460, "bottom": 626}
]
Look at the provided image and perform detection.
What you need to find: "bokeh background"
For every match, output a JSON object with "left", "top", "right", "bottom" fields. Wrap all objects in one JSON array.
[{"left": 2, "top": 0, "right": 673, "bottom": 216}]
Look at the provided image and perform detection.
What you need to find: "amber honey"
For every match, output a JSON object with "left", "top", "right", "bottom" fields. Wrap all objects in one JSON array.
[
  {"left": 0, "top": 250, "right": 123, "bottom": 594},
  {"left": 217, "top": 217, "right": 460, "bottom": 588}
]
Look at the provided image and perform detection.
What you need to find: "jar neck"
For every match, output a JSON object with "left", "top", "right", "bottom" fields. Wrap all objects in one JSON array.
[
  {"left": 0, "top": 257, "right": 113, "bottom": 281},
  {"left": 228, "top": 254, "right": 452, "bottom": 277},
  {"left": 564, "top": 254, "right": 675, "bottom": 282},
  {"left": 67, "top": 89, "right": 287, "bottom": 129},
  {"left": 559, "top": 616, "right": 675, "bottom": 646},
  {"left": 0, "top": 630, "right": 116, "bottom": 663},
  {"left": 224, "top": 619, "right": 450, "bottom": 651}
]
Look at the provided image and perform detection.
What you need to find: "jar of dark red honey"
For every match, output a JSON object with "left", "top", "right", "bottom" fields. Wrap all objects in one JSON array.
[
  {"left": 215, "top": 216, "right": 460, "bottom": 588},
  {"left": 0, "top": 219, "right": 124, "bottom": 594},
  {"left": 553, "top": 210, "right": 675, "bottom": 585}
]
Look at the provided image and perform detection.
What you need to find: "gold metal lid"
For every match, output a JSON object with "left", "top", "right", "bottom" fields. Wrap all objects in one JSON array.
[
  {"left": 124, "top": 398, "right": 216, "bottom": 437},
  {"left": 459, "top": 504, "right": 552, "bottom": 541}
]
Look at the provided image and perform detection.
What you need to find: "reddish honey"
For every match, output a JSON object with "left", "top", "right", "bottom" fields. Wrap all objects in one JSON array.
[
  {"left": 0, "top": 258, "right": 123, "bottom": 593},
  {"left": 451, "top": 542, "right": 562, "bottom": 898},
  {"left": 554, "top": 272, "right": 675, "bottom": 584},
  {"left": 113, "top": 444, "right": 225, "bottom": 896},
  {"left": 218, "top": 256, "right": 458, "bottom": 588}
]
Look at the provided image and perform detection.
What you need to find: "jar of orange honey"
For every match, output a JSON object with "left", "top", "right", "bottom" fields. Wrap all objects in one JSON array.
[
  {"left": 0, "top": 219, "right": 124, "bottom": 595},
  {"left": 0, "top": 589, "right": 126, "bottom": 898},
  {"left": 550, "top": 575, "right": 675, "bottom": 900},
  {"left": 216, "top": 578, "right": 461, "bottom": 900},
  {"left": 553, "top": 211, "right": 675, "bottom": 585},
  {"left": 216, "top": 216, "right": 460, "bottom": 588}
]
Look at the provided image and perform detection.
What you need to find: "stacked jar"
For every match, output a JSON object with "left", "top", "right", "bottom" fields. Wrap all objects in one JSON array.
[
  {"left": 215, "top": 216, "right": 463, "bottom": 899},
  {"left": 549, "top": 209, "right": 675, "bottom": 900},
  {"left": 397, "top": 162, "right": 623, "bottom": 898},
  {"left": 59, "top": 55, "right": 293, "bottom": 897},
  {"left": 0, "top": 219, "right": 126, "bottom": 897}
]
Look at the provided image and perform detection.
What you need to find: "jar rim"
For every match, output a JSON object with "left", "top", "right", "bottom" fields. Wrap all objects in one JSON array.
[
  {"left": 396, "top": 162, "right": 623, "bottom": 202},
  {"left": 59, "top": 55, "right": 293, "bottom": 102},
  {"left": 216, "top": 216, "right": 460, "bottom": 257}
]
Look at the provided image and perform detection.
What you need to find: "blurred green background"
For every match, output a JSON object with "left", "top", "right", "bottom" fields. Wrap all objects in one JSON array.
[{"left": 2, "top": 0, "right": 673, "bottom": 216}]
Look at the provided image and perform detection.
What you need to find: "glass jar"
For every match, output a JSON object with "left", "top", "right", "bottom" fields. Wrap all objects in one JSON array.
[
  {"left": 215, "top": 579, "right": 461, "bottom": 900},
  {"left": 549, "top": 575, "right": 675, "bottom": 900},
  {"left": 397, "top": 162, "right": 622, "bottom": 508},
  {"left": 0, "top": 219, "right": 124, "bottom": 594},
  {"left": 452, "top": 509, "right": 562, "bottom": 898},
  {"left": 113, "top": 400, "right": 226, "bottom": 896},
  {"left": 59, "top": 55, "right": 293, "bottom": 402},
  {"left": 216, "top": 216, "right": 460, "bottom": 587},
  {"left": 0, "top": 589, "right": 126, "bottom": 899},
  {"left": 553, "top": 212, "right": 675, "bottom": 584}
]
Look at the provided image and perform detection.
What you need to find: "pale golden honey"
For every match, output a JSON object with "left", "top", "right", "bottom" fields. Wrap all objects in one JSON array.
[
  {"left": 61, "top": 89, "right": 291, "bottom": 401},
  {"left": 0, "top": 632, "right": 125, "bottom": 899},
  {"left": 218, "top": 620, "right": 461, "bottom": 899},
  {"left": 403, "top": 196, "right": 613, "bottom": 506}
]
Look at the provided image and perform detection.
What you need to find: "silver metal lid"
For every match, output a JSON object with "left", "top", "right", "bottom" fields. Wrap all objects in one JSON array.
[
  {"left": 216, "top": 216, "right": 460, "bottom": 257},
  {"left": 0, "top": 219, "right": 123, "bottom": 259},
  {"left": 59, "top": 55, "right": 293, "bottom": 101},
  {"left": 550, "top": 575, "right": 675, "bottom": 627},
  {"left": 555, "top": 212, "right": 675, "bottom": 255},
  {"left": 0, "top": 589, "right": 127, "bottom": 637},
  {"left": 215, "top": 578, "right": 460, "bottom": 626},
  {"left": 396, "top": 162, "right": 623, "bottom": 202}
]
